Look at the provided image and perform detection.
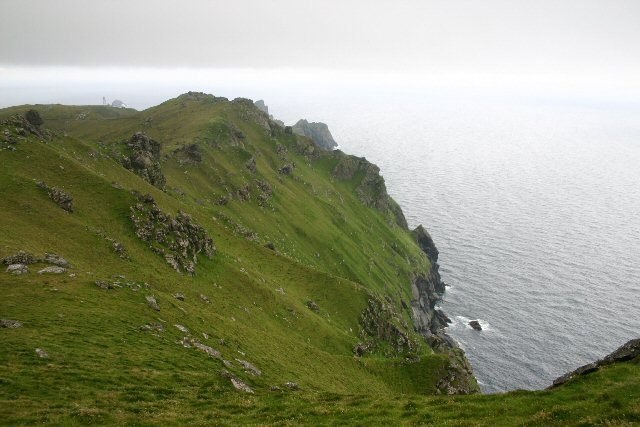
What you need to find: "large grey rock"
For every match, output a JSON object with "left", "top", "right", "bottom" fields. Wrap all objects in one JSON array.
[
  {"left": 43, "top": 253, "right": 71, "bottom": 268},
  {"left": 37, "top": 266, "right": 66, "bottom": 274},
  {"left": 236, "top": 359, "right": 262, "bottom": 376},
  {"left": 291, "top": 119, "right": 338, "bottom": 151},
  {"left": 6, "top": 264, "right": 29, "bottom": 275},
  {"left": 2, "top": 251, "right": 36, "bottom": 265},
  {"left": 146, "top": 295, "right": 160, "bottom": 311}
]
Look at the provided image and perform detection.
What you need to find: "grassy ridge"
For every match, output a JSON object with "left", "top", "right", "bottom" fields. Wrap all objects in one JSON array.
[{"left": 1, "top": 96, "right": 638, "bottom": 425}]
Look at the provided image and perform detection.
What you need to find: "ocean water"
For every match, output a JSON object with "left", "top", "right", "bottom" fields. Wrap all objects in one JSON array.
[{"left": 274, "top": 94, "right": 640, "bottom": 393}]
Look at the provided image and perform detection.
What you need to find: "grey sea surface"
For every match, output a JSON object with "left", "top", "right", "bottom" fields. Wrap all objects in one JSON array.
[{"left": 276, "top": 94, "right": 640, "bottom": 393}]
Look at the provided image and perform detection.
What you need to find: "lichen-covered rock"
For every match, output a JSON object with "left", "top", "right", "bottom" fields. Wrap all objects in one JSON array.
[
  {"left": 2, "top": 251, "right": 36, "bottom": 265},
  {"left": 173, "top": 293, "right": 185, "bottom": 301},
  {"left": 120, "top": 133, "right": 166, "bottom": 188},
  {"left": 48, "top": 187, "right": 74, "bottom": 212},
  {"left": 6, "top": 264, "right": 29, "bottom": 275},
  {"left": 146, "top": 295, "right": 160, "bottom": 311},
  {"left": 130, "top": 195, "right": 215, "bottom": 275},
  {"left": 291, "top": 119, "right": 338, "bottom": 151},
  {"left": 236, "top": 184, "right": 251, "bottom": 202},
  {"left": 0, "top": 319, "right": 23, "bottom": 328},
  {"left": 43, "top": 253, "right": 71, "bottom": 268},
  {"left": 38, "top": 266, "right": 66, "bottom": 274}
]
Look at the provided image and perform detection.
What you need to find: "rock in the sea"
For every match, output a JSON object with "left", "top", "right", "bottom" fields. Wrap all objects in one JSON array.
[
  {"left": 291, "top": 119, "right": 338, "bottom": 151},
  {"left": 146, "top": 295, "right": 160, "bottom": 311},
  {"left": 35, "top": 348, "right": 49, "bottom": 358},
  {"left": 43, "top": 253, "right": 71, "bottom": 268},
  {"left": 38, "top": 266, "right": 66, "bottom": 274},
  {"left": 6, "top": 264, "right": 29, "bottom": 275},
  {"left": 469, "top": 320, "right": 482, "bottom": 331},
  {"left": 0, "top": 319, "right": 23, "bottom": 328}
]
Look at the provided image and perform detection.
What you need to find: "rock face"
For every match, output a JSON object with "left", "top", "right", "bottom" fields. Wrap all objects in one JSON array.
[
  {"left": 25, "top": 109, "right": 43, "bottom": 127},
  {"left": 292, "top": 119, "right": 338, "bottom": 151},
  {"left": 549, "top": 338, "right": 640, "bottom": 389},
  {"left": 412, "top": 225, "right": 439, "bottom": 263},
  {"left": 436, "top": 348, "right": 479, "bottom": 395},
  {"left": 130, "top": 194, "right": 215, "bottom": 275},
  {"left": 332, "top": 152, "right": 407, "bottom": 229},
  {"left": 254, "top": 100, "right": 269, "bottom": 114},
  {"left": 120, "top": 133, "right": 166, "bottom": 188}
]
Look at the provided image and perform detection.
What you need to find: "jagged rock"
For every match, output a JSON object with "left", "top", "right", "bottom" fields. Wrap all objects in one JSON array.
[
  {"left": 255, "top": 180, "right": 272, "bottom": 196},
  {"left": 38, "top": 266, "right": 66, "bottom": 274},
  {"left": 0, "top": 319, "right": 23, "bottom": 328},
  {"left": 436, "top": 310, "right": 452, "bottom": 324},
  {"left": 221, "top": 369, "right": 254, "bottom": 393},
  {"left": 245, "top": 157, "right": 257, "bottom": 173},
  {"left": 174, "top": 324, "right": 190, "bottom": 334},
  {"left": 35, "top": 348, "right": 49, "bottom": 359},
  {"left": 236, "top": 184, "right": 251, "bottom": 202},
  {"left": 2, "top": 251, "right": 36, "bottom": 265},
  {"left": 469, "top": 320, "right": 482, "bottom": 331},
  {"left": 173, "top": 293, "right": 185, "bottom": 301},
  {"left": 200, "top": 294, "right": 210, "bottom": 303},
  {"left": 254, "top": 100, "right": 269, "bottom": 114},
  {"left": 435, "top": 348, "right": 479, "bottom": 395},
  {"left": 236, "top": 359, "right": 262, "bottom": 376},
  {"left": 43, "top": 253, "right": 71, "bottom": 268},
  {"left": 283, "top": 381, "right": 299, "bottom": 390},
  {"left": 6, "top": 264, "right": 29, "bottom": 275},
  {"left": 130, "top": 195, "right": 215, "bottom": 275},
  {"left": 292, "top": 119, "right": 338, "bottom": 151},
  {"left": 550, "top": 338, "right": 640, "bottom": 388},
  {"left": 95, "top": 280, "right": 116, "bottom": 289},
  {"left": 120, "top": 133, "right": 166, "bottom": 188},
  {"left": 25, "top": 109, "right": 44, "bottom": 127},
  {"left": 279, "top": 164, "right": 294, "bottom": 175},
  {"left": 192, "top": 339, "right": 221, "bottom": 358},
  {"left": 306, "top": 301, "right": 320, "bottom": 312},
  {"left": 146, "top": 295, "right": 160, "bottom": 311},
  {"left": 47, "top": 188, "right": 74, "bottom": 212},
  {"left": 264, "top": 242, "right": 276, "bottom": 251},
  {"left": 412, "top": 225, "right": 439, "bottom": 263}
]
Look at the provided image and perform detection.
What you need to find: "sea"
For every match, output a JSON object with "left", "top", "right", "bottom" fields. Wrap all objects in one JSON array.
[{"left": 272, "top": 91, "right": 640, "bottom": 393}]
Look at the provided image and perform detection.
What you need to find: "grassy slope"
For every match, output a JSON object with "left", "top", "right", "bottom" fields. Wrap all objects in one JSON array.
[{"left": 0, "top": 97, "right": 638, "bottom": 425}]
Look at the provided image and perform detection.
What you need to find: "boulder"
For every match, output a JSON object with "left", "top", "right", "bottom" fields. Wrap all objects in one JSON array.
[
  {"left": 279, "top": 164, "right": 294, "bottom": 175},
  {"left": 35, "top": 348, "right": 49, "bottom": 359},
  {"left": 146, "top": 295, "right": 160, "bottom": 311},
  {"left": 200, "top": 294, "right": 210, "bottom": 303},
  {"left": 264, "top": 242, "right": 276, "bottom": 251},
  {"left": 2, "top": 251, "right": 36, "bottom": 265},
  {"left": 173, "top": 293, "right": 186, "bottom": 301},
  {"left": 38, "top": 266, "right": 66, "bottom": 274},
  {"left": 6, "top": 264, "right": 29, "bottom": 275},
  {"left": 236, "top": 359, "right": 262, "bottom": 376},
  {"left": 43, "top": 253, "right": 71, "bottom": 268},
  {"left": 284, "top": 381, "right": 300, "bottom": 390},
  {"left": 0, "top": 319, "right": 23, "bottom": 328},
  {"left": 306, "top": 301, "right": 320, "bottom": 312},
  {"left": 221, "top": 369, "right": 254, "bottom": 393}
]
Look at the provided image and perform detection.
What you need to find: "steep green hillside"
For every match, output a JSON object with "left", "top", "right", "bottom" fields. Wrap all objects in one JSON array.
[{"left": 1, "top": 94, "right": 637, "bottom": 425}]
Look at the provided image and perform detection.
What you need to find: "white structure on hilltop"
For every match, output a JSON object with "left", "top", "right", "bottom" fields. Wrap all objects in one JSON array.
[{"left": 111, "top": 99, "right": 127, "bottom": 108}]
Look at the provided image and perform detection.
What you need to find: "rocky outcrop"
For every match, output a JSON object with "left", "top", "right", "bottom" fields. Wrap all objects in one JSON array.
[
  {"left": 468, "top": 320, "right": 482, "bottom": 331},
  {"left": 2, "top": 251, "right": 37, "bottom": 265},
  {"left": 38, "top": 183, "right": 74, "bottom": 213},
  {"left": 292, "top": 119, "right": 338, "bottom": 151},
  {"left": 332, "top": 152, "right": 408, "bottom": 228},
  {"left": 436, "top": 348, "right": 480, "bottom": 395},
  {"left": 549, "top": 338, "right": 640, "bottom": 389},
  {"left": 356, "top": 298, "right": 420, "bottom": 357},
  {"left": 6, "top": 264, "right": 29, "bottom": 275},
  {"left": 254, "top": 100, "right": 269, "bottom": 114},
  {"left": 412, "top": 225, "right": 439, "bottom": 263},
  {"left": 130, "top": 194, "right": 215, "bottom": 275},
  {"left": 174, "top": 144, "right": 202, "bottom": 165},
  {"left": 120, "top": 133, "right": 166, "bottom": 188}
]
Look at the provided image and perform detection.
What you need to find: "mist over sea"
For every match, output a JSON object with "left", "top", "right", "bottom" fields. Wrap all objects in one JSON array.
[{"left": 275, "top": 93, "right": 640, "bottom": 393}]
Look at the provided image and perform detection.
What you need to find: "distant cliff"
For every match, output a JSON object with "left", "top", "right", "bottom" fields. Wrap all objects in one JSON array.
[{"left": 292, "top": 119, "right": 338, "bottom": 151}]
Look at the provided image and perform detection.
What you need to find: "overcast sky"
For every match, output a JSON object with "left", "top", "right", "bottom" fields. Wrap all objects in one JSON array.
[{"left": 1, "top": 0, "right": 639, "bottom": 107}]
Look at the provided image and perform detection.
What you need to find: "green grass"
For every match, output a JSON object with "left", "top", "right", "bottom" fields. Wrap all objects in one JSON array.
[{"left": 1, "top": 95, "right": 638, "bottom": 425}]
